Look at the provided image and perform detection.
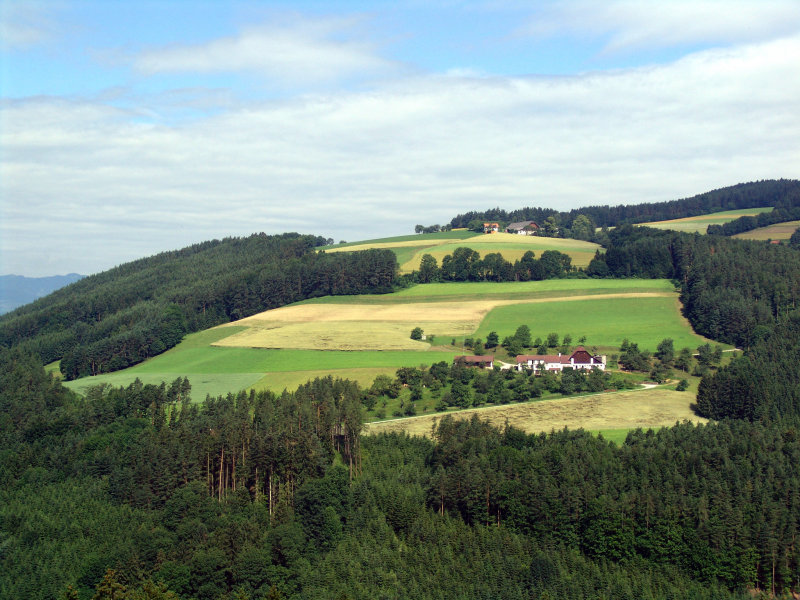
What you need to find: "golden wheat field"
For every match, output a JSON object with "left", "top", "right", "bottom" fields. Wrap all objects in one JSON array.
[{"left": 365, "top": 387, "right": 708, "bottom": 438}]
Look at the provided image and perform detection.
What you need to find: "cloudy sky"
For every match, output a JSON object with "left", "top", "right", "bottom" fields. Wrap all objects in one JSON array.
[{"left": 1, "top": 1, "right": 799, "bottom": 276}]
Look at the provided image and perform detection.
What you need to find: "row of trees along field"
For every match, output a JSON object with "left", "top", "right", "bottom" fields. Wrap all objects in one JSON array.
[
  {"left": 707, "top": 205, "right": 800, "bottom": 236},
  {"left": 415, "top": 247, "right": 574, "bottom": 283},
  {"left": 0, "top": 233, "right": 397, "bottom": 380},
  {"left": 449, "top": 179, "right": 800, "bottom": 232},
  {"left": 2, "top": 347, "right": 790, "bottom": 600}
]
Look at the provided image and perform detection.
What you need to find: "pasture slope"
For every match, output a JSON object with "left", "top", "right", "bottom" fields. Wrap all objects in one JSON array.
[
  {"left": 64, "top": 278, "right": 719, "bottom": 433},
  {"left": 325, "top": 230, "right": 601, "bottom": 273},
  {"left": 637, "top": 207, "right": 772, "bottom": 232}
]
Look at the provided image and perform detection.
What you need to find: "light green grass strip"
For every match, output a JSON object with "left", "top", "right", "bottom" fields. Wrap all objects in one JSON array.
[
  {"left": 298, "top": 279, "right": 676, "bottom": 305},
  {"left": 327, "top": 230, "right": 479, "bottom": 249},
  {"left": 591, "top": 429, "right": 633, "bottom": 445}
]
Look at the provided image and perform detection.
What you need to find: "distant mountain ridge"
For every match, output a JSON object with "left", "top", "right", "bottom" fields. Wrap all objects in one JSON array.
[{"left": 0, "top": 273, "right": 84, "bottom": 315}]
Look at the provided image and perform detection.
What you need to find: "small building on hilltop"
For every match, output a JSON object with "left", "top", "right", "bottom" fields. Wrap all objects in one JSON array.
[
  {"left": 483, "top": 222, "right": 500, "bottom": 234},
  {"left": 506, "top": 221, "right": 539, "bottom": 235},
  {"left": 516, "top": 346, "right": 605, "bottom": 373},
  {"left": 454, "top": 355, "right": 495, "bottom": 369}
]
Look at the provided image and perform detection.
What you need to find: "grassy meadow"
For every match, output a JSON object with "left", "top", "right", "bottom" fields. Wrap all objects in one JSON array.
[
  {"left": 637, "top": 207, "right": 772, "bottom": 232},
  {"left": 733, "top": 219, "right": 800, "bottom": 241},
  {"left": 473, "top": 295, "right": 710, "bottom": 351}
]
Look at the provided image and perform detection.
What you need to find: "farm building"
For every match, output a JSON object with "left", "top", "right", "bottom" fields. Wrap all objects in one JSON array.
[
  {"left": 483, "top": 222, "right": 500, "bottom": 233},
  {"left": 506, "top": 221, "right": 539, "bottom": 235},
  {"left": 454, "top": 355, "right": 495, "bottom": 369},
  {"left": 516, "top": 346, "right": 605, "bottom": 373}
]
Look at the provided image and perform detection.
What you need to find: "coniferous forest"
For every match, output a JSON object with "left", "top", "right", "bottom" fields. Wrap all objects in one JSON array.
[{"left": 2, "top": 181, "right": 800, "bottom": 599}]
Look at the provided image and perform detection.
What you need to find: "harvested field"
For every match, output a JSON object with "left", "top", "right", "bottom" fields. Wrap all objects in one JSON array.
[
  {"left": 399, "top": 234, "right": 600, "bottom": 272},
  {"left": 640, "top": 208, "right": 772, "bottom": 232},
  {"left": 733, "top": 220, "right": 800, "bottom": 241},
  {"left": 365, "top": 387, "right": 708, "bottom": 438},
  {"left": 322, "top": 231, "right": 600, "bottom": 273}
]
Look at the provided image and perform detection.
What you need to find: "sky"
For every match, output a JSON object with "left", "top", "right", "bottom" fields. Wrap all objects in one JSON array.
[{"left": 1, "top": 1, "right": 799, "bottom": 277}]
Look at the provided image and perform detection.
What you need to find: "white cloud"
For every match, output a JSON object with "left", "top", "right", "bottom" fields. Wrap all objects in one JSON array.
[
  {"left": 520, "top": 0, "right": 800, "bottom": 53},
  {"left": 0, "top": 2, "right": 56, "bottom": 49},
  {"left": 2, "top": 35, "right": 800, "bottom": 275},
  {"left": 133, "top": 15, "right": 397, "bottom": 87}
]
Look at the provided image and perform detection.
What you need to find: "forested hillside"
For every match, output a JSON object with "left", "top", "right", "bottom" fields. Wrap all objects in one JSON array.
[
  {"left": 0, "top": 234, "right": 396, "bottom": 379},
  {"left": 588, "top": 225, "right": 800, "bottom": 422},
  {"left": 449, "top": 179, "right": 800, "bottom": 232},
  {"left": 1, "top": 348, "right": 781, "bottom": 600}
]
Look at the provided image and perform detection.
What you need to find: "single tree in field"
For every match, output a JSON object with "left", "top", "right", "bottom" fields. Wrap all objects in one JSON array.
[
  {"left": 418, "top": 254, "right": 439, "bottom": 283},
  {"left": 486, "top": 331, "right": 499, "bottom": 348},
  {"left": 675, "top": 347, "right": 693, "bottom": 372},
  {"left": 655, "top": 338, "right": 675, "bottom": 366},
  {"left": 410, "top": 327, "right": 424, "bottom": 340},
  {"left": 514, "top": 325, "right": 532, "bottom": 348}
]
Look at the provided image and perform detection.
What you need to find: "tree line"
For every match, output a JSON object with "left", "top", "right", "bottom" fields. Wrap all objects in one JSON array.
[
  {"left": 0, "top": 234, "right": 397, "bottom": 379},
  {"left": 707, "top": 205, "right": 800, "bottom": 237},
  {"left": 414, "top": 247, "right": 574, "bottom": 283},
  {"left": 449, "top": 179, "right": 800, "bottom": 232}
]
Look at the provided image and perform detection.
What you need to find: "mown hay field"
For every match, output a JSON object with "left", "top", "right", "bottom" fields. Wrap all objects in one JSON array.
[
  {"left": 733, "top": 220, "right": 800, "bottom": 241},
  {"left": 638, "top": 207, "right": 772, "bottom": 232},
  {"left": 215, "top": 289, "right": 689, "bottom": 352},
  {"left": 365, "top": 387, "right": 708, "bottom": 438}
]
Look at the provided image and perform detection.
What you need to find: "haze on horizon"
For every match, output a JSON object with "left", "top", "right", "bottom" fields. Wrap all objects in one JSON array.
[{"left": 1, "top": 0, "right": 799, "bottom": 277}]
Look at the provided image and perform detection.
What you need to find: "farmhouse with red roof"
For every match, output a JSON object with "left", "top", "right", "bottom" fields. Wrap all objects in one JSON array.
[{"left": 516, "top": 346, "right": 605, "bottom": 373}]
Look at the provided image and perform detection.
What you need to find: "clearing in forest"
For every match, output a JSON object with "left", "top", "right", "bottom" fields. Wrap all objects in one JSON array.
[
  {"left": 365, "top": 387, "right": 708, "bottom": 438},
  {"left": 63, "top": 279, "right": 716, "bottom": 403}
]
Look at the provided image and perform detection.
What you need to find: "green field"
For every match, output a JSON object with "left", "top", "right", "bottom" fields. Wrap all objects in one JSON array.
[
  {"left": 300, "top": 278, "right": 673, "bottom": 304},
  {"left": 64, "top": 278, "right": 713, "bottom": 406},
  {"left": 638, "top": 207, "right": 772, "bottom": 232},
  {"left": 473, "top": 295, "right": 713, "bottom": 352}
]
